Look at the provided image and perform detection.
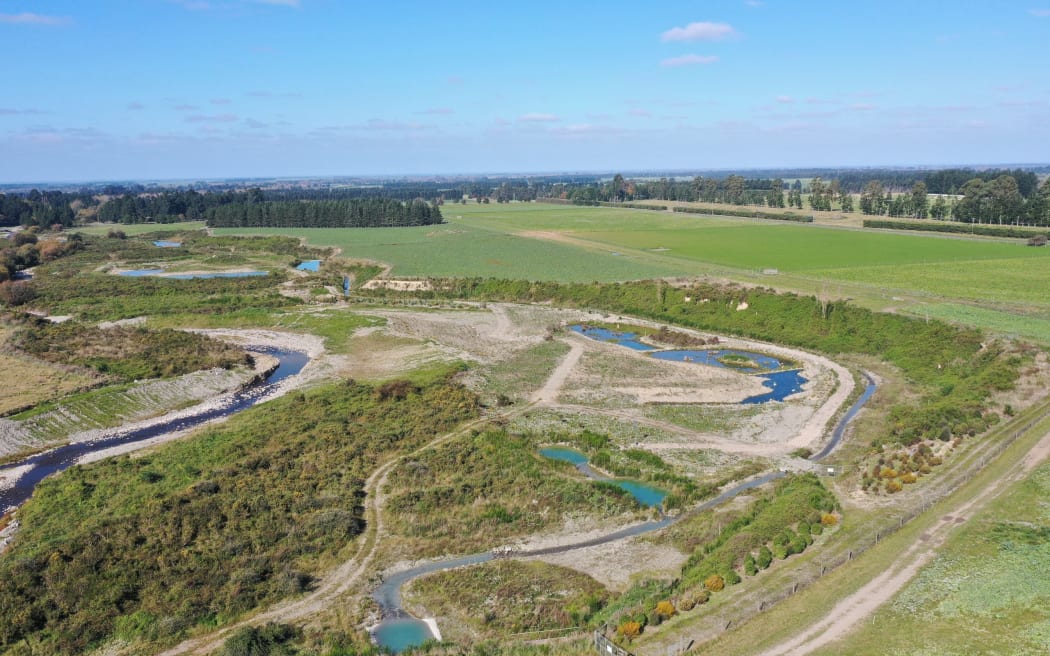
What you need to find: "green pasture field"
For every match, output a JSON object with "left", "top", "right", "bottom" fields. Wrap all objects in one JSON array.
[
  {"left": 900, "top": 303, "right": 1050, "bottom": 343},
  {"left": 75, "top": 221, "right": 206, "bottom": 236},
  {"left": 214, "top": 202, "right": 1050, "bottom": 336},
  {"left": 811, "top": 460, "right": 1050, "bottom": 655},
  {"left": 214, "top": 220, "right": 683, "bottom": 282}
]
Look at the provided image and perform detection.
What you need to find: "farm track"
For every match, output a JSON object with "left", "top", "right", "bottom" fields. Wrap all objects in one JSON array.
[{"left": 758, "top": 420, "right": 1050, "bottom": 656}]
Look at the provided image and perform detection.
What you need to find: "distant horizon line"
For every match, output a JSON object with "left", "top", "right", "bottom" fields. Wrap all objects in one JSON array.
[{"left": 2, "top": 162, "right": 1048, "bottom": 189}]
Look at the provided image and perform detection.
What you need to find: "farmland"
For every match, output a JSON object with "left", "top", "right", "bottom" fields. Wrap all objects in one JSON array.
[{"left": 215, "top": 202, "right": 1050, "bottom": 339}]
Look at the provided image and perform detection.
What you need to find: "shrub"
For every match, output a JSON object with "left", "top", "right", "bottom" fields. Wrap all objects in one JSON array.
[
  {"left": 886, "top": 479, "right": 903, "bottom": 493},
  {"left": 678, "top": 592, "right": 697, "bottom": 612},
  {"left": 821, "top": 513, "right": 839, "bottom": 527},
  {"left": 901, "top": 472, "right": 918, "bottom": 484},
  {"left": 744, "top": 553, "right": 758, "bottom": 576},
  {"left": 647, "top": 611, "right": 663, "bottom": 627},
  {"left": 757, "top": 546, "right": 773, "bottom": 569},
  {"left": 725, "top": 570, "right": 741, "bottom": 586},
  {"left": 773, "top": 544, "right": 788, "bottom": 560},
  {"left": 617, "top": 621, "right": 642, "bottom": 640},
  {"left": 0, "top": 280, "right": 35, "bottom": 306},
  {"left": 704, "top": 574, "right": 725, "bottom": 592},
  {"left": 655, "top": 600, "right": 676, "bottom": 619},
  {"left": 694, "top": 589, "right": 710, "bottom": 605}
]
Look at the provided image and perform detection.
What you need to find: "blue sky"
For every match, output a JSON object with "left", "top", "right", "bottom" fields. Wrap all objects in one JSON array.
[{"left": 1, "top": 0, "right": 1048, "bottom": 182}]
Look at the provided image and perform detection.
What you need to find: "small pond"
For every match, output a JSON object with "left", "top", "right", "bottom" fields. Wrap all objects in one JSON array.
[
  {"left": 118, "top": 269, "right": 268, "bottom": 279},
  {"left": 571, "top": 325, "right": 655, "bottom": 351},
  {"left": 650, "top": 348, "right": 784, "bottom": 371},
  {"left": 539, "top": 447, "right": 666, "bottom": 508},
  {"left": 153, "top": 240, "right": 182, "bottom": 247},
  {"left": 371, "top": 618, "right": 435, "bottom": 654},
  {"left": 743, "top": 370, "right": 808, "bottom": 404},
  {"left": 296, "top": 260, "right": 321, "bottom": 272}
]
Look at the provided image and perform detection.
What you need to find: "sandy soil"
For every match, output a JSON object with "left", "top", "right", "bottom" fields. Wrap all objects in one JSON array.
[
  {"left": 758, "top": 427, "right": 1050, "bottom": 656},
  {"left": 361, "top": 278, "right": 432, "bottom": 291},
  {"left": 0, "top": 465, "right": 31, "bottom": 494},
  {"left": 515, "top": 517, "right": 687, "bottom": 591}
]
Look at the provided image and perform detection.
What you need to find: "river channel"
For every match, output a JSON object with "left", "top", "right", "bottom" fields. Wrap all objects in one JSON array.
[{"left": 0, "top": 347, "right": 309, "bottom": 514}]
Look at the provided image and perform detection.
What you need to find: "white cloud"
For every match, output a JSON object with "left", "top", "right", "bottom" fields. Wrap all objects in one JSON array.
[
  {"left": 628, "top": 109, "right": 652, "bottom": 117},
  {"left": 0, "top": 13, "right": 70, "bottom": 25},
  {"left": 210, "top": 98, "right": 232, "bottom": 105},
  {"left": 256, "top": 0, "right": 300, "bottom": 6},
  {"left": 127, "top": 102, "right": 145, "bottom": 111},
  {"left": 660, "top": 54, "right": 719, "bottom": 67},
  {"left": 518, "top": 113, "right": 560, "bottom": 123},
  {"left": 1030, "top": 8, "right": 1050, "bottom": 16},
  {"left": 776, "top": 95, "right": 794, "bottom": 104},
  {"left": 417, "top": 107, "right": 454, "bottom": 115},
  {"left": 660, "top": 22, "right": 737, "bottom": 42},
  {"left": 174, "top": 104, "right": 200, "bottom": 111},
  {"left": 0, "top": 107, "right": 46, "bottom": 115}
]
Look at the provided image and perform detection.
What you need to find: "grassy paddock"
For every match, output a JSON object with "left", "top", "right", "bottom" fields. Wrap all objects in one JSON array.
[{"left": 74, "top": 221, "right": 207, "bottom": 236}]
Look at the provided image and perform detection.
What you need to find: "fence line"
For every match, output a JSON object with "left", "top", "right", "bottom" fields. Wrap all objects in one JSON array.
[{"left": 596, "top": 401, "right": 1050, "bottom": 656}]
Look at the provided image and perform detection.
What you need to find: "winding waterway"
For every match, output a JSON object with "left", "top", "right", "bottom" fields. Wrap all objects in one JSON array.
[
  {"left": 370, "top": 366, "right": 877, "bottom": 653},
  {"left": 0, "top": 347, "right": 309, "bottom": 514}
]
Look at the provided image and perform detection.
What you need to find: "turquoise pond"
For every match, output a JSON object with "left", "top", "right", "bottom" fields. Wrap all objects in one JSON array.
[
  {"left": 296, "top": 260, "right": 321, "bottom": 272},
  {"left": 539, "top": 447, "right": 666, "bottom": 507},
  {"left": 118, "top": 270, "right": 268, "bottom": 279},
  {"left": 152, "top": 240, "right": 182, "bottom": 247},
  {"left": 372, "top": 618, "right": 434, "bottom": 653}
]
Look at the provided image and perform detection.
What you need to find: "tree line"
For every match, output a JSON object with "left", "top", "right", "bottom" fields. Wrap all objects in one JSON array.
[{"left": 204, "top": 198, "right": 443, "bottom": 228}]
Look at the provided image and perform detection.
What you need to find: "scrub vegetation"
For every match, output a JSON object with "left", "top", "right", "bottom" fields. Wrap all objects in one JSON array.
[{"left": 0, "top": 378, "right": 478, "bottom": 654}]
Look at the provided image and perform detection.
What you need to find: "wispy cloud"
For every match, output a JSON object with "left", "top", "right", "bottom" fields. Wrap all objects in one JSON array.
[
  {"left": 174, "top": 104, "right": 200, "bottom": 111},
  {"left": 518, "top": 113, "right": 560, "bottom": 123},
  {"left": 127, "top": 102, "right": 145, "bottom": 111},
  {"left": 186, "top": 113, "right": 239, "bottom": 123},
  {"left": 660, "top": 54, "right": 719, "bottom": 67},
  {"left": 210, "top": 98, "right": 232, "bottom": 105},
  {"left": 0, "top": 12, "right": 71, "bottom": 25},
  {"left": 628, "top": 108, "right": 652, "bottom": 117},
  {"left": 244, "top": 118, "right": 269, "bottom": 128},
  {"left": 1030, "top": 8, "right": 1050, "bottom": 16},
  {"left": 776, "top": 95, "right": 794, "bottom": 104},
  {"left": 256, "top": 0, "right": 300, "bottom": 6},
  {"left": 0, "top": 107, "right": 47, "bottom": 116},
  {"left": 849, "top": 103, "right": 875, "bottom": 111},
  {"left": 661, "top": 22, "right": 737, "bottom": 42},
  {"left": 417, "top": 107, "right": 454, "bottom": 115},
  {"left": 745, "top": 0, "right": 764, "bottom": 6},
  {"left": 447, "top": 75, "right": 464, "bottom": 86}
]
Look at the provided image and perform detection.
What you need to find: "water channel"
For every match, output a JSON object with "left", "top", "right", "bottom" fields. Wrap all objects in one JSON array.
[
  {"left": 0, "top": 347, "right": 309, "bottom": 514},
  {"left": 119, "top": 269, "right": 269, "bottom": 279}
]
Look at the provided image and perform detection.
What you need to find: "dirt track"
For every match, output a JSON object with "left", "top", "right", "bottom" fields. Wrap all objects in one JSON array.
[{"left": 757, "top": 426, "right": 1050, "bottom": 656}]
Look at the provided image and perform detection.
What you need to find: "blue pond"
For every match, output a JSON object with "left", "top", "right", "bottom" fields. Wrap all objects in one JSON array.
[
  {"left": 540, "top": 447, "right": 667, "bottom": 508},
  {"left": 372, "top": 618, "right": 435, "bottom": 654},
  {"left": 650, "top": 349, "right": 784, "bottom": 371},
  {"left": 571, "top": 325, "right": 655, "bottom": 351},
  {"left": 742, "top": 370, "right": 808, "bottom": 405},
  {"left": 152, "top": 240, "right": 182, "bottom": 247},
  {"left": 296, "top": 259, "right": 321, "bottom": 272},
  {"left": 119, "top": 269, "right": 268, "bottom": 279}
]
